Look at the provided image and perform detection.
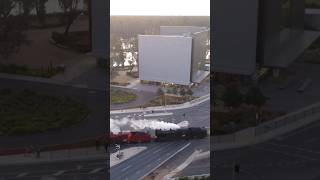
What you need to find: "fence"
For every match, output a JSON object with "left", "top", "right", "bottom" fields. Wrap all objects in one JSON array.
[{"left": 213, "top": 101, "right": 320, "bottom": 146}]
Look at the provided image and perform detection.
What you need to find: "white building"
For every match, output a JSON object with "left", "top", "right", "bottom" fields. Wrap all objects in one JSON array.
[{"left": 138, "top": 26, "right": 209, "bottom": 86}]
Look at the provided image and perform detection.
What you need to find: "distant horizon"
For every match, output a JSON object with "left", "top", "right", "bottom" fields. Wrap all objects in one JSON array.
[
  {"left": 110, "top": 15, "right": 210, "bottom": 17},
  {"left": 111, "top": 0, "right": 210, "bottom": 16}
]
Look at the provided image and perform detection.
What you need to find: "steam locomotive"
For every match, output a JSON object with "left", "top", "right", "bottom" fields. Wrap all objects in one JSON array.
[{"left": 109, "top": 127, "right": 207, "bottom": 144}]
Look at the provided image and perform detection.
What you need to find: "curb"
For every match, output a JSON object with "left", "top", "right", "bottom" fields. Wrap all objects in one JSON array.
[
  {"left": 110, "top": 94, "right": 210, "bottom": 115},
  {"left": 0, "top": 73, "right": 107, "bottom": 92},
  {"left": 212, "top": 113, "right": 320, "bottom": 151},
  {"left": 0, "top": 153, "right": 106, "bottom": 166}
]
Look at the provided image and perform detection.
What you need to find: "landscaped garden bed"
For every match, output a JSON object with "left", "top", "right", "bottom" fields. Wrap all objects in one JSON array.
[
  {"left": 212, "top": 107, "right": 286, "bottom": 135},
  {"left": 51, "top": 31, "right": 90, "bottom": 53},
  {"left": 110, "top": 89, "right": 137, "bottom": 105},
  {"left": 0, "top": 63, "right": 65, "bottom": 78},
  {"left": 0, "top": 89, "right": 89, "bottom": 136},
  {"left": 141, "top": 94, "right": 197, "bottom": 107}
]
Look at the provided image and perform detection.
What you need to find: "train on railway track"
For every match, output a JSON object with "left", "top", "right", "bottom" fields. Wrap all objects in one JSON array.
[{"left": 109, "top": 127, "right": 208, "bottom": 144}]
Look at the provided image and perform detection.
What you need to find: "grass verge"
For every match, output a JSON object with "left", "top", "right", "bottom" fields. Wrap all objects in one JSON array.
[
  {"left": 0, "top": 89, "right": 89, "bottom": 136},
  {"left": 110, "top": 89, "right": 137, "bottom": 105}
]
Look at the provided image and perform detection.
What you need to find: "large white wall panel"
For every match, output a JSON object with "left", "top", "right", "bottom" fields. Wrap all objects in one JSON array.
[{"left": 138, "top": 35, "right": 192, "bottom": 85}]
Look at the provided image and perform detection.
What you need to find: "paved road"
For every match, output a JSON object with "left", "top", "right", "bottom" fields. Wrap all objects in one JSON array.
[
  {"left": 111, "top": 99, "right": 210, "bottom": 128},
  {"left": 0, "top": 159, "right": 107, "bottom": 180},
  {"left": 0, "top": 78, "right": 108, "bottom": 148},
  {"left": 214, "top": 120, "right": 320, "bottom": 180},
  {"left": 110, "top": 141, "right": 190, "bottom": 180}
]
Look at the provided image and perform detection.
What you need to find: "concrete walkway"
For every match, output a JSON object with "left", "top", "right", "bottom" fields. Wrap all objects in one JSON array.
[
  {"left": 212, "top": 107, "right": 320, "bottom": 151},
  {"left": 0, "top": 146, "right": 106, "bottom": 166},
  {"left": 110, "top": 94, "right": 210, "bottom": 115}
]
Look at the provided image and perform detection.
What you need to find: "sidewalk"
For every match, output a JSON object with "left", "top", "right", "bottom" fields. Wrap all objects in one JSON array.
[
  {"left": 0, "top": 146, "right": 106, "bottom": 166},
  {"left": 212, "top": 108, "right": 320, "bottom": 151},
  {"left": 110, "top": 94, "right": 210, "bottom": 115}
]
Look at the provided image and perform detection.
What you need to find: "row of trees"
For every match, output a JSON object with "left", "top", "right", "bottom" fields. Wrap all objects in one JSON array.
[
  {"left": 0, "top": 0, "right": 84, "bottom": 59},
  {"left": 111, "top": 37, "right": 138, "bottom": 72}
]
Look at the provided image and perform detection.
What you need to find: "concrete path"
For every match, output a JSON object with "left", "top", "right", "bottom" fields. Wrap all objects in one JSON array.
[
  {"left": 110, "top": 94, "right": 210, "bottom": 115},
  {"left": 0, "top": 146, "right": 106, "bottom": 166}
]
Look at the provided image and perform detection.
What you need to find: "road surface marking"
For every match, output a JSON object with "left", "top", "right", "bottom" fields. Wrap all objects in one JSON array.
[
  {"left": 121, "top": 165, "right": 132, "bottom": 172},
  {"left": 90, "top": 167, "right": 105, "bottom": 174},
  {"left": 16, "top": 172, "right": 28, "bottom": 177},
  {"left": 153, "top": 149, "right": 162, "bottom": 154},
  {"left": 53, "top": 170, "right": 66, "bottom": 176}
]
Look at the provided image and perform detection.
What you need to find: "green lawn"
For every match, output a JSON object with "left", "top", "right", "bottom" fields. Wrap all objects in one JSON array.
[
  {"left": 110, "top": 89, "right": 137, "bottom": 105},
  {"left": 0, "top": 89, "right": 89, "bottom": 136}
]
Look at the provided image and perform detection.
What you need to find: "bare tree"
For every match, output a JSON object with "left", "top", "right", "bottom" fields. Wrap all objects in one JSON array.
[
  {"left": 0, "top": 0, "right": 17, "bottom": 19},
  {"left": 58, "top": 0, "right": 82, "bottom": 35},
  {"left": 0, "top": 0, "right": 28, "bottom": 59},
  {"left": 17, "top": 0, "right": 35, "bottom": 16},
  {"left": 34, "top": 0, "right": 47, "bottom": 26}
]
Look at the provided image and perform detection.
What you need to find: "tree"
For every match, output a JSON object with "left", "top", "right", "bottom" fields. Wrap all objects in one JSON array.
[
  {"left": 245, "top": 86, "right": 266, "bottom": 124},
  {"left": 222, "top": 86, "right": 243, "bottom": 108},
  {"left": 157, "top": 87, "right": 164, "bottom": 96},
  {"left": 0, "top": 0, "right": 17, "bottom": 19},
  {"left": 186, "top": 88, "right": 193, "bottom": 96},
  {"left": 34, "top": 0, "right": 48, "bottom": 26},
  {"left": 113, "top": 40, "right": 125, "bottom": 69},
  {"left": 18, "top": 0, "right": 35, "bottom": 17},
  {"left": 58, "top": 0, "right": 82, "bottom": 35},
  {"left": 180, "top": 87, "right": 186, "bottom": 96},
  {"left": 0, "top": 0, "right": 28, "bottom": 59},
  {"left": 130, "top": 38, "right": 138, "bottom": 71}
]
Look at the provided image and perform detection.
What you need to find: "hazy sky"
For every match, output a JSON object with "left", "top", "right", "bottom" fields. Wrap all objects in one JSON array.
[{"left": 110, "top": 0, "right": 210, "bottom": 16}]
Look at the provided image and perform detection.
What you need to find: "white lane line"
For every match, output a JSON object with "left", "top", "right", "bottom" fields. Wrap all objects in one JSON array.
[
  {"left": 140, "top": 142, "right": 191, "bottom": 180},
  {"left": 121, "top": 165, "right": 132, "bottom": 172},
  {"left": 153, "top": 149, "right": 162, "bottom": 154},
  {"left": 16, "top": 172, "right": 28, "bottom": 178},
  {"left": 90, "top": 167, "right": 105, "bottom": 174},
  {"left": 53, "top": 170, "right": 66, "bottom": 176}
]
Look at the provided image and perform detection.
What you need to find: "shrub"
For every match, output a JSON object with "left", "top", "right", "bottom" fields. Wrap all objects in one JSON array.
[
  {"left": 245, "top": 87, "right": 266, "bottom": 108},
  {"left": 222, "top": 85, "right": 243, "bottom": 108}
]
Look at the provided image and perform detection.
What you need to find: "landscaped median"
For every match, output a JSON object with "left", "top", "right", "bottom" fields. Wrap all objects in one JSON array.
[
  {"left": 0, "top": 63, "right": 65, "bottom": 78},
  {"left": 0, "top": 89, "right": 89, "bottom": 136},
  {"left": 110, "top": 88, "right": 137, "bottom": 105}
]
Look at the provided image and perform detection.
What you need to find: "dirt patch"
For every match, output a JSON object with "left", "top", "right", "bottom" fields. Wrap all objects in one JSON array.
[{"left": 111, "top": 70, "right": 136, "bottom": 86}]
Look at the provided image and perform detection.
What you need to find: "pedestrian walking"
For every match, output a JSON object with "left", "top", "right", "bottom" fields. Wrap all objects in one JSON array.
[{"left": 234, "top": 163, "right": 240, "bottom": 175}]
